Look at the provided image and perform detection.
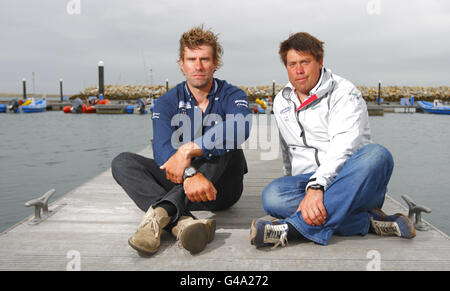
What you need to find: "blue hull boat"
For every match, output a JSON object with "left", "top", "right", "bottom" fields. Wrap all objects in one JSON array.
[
  {"left": 417, "top": 100, "right": 450, "bottom": 115},
  {"left": 126, "top": 98, "right": 149, "bottom": 114},
  {"left": 22, "top": 99, "right": 47, "bottom": 113},
  {"left": 0, "top": 104, "right": 6, "bottom": 113}
]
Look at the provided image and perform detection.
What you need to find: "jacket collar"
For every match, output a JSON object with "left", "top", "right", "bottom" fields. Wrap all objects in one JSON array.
[
  {"left": 184, "top": 79, "right": 218, "bottom": 99},
  {"left": 286, "top": 67, "right": 336, "bottom": 112},
  {"left": 309, "top": 67, "right": 335, "bottom": 100}
]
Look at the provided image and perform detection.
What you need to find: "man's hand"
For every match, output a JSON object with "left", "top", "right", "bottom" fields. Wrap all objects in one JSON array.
[
  {"left": 160, "top": 142, "right": 203, "bottom": 184},
  {"left": 183, "top": 172, "right": 217, "bottom": 203},
  {"left": 160, "top": 149, "right": 190, "bottom": 184},
  {"left": 297, "top": 188, "right": 327, "bottom": 226}
]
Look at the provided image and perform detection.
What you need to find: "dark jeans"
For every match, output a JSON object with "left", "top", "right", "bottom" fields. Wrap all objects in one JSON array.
[{"left": 111, "top": 149, "right": 246, "bottom": 228}]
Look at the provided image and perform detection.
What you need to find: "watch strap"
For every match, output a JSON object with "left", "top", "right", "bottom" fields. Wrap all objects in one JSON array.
[{"left": 308, "top": 184, "right": 324, "bottom": 191}]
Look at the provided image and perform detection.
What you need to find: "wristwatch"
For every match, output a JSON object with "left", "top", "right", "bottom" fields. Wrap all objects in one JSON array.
[
  {"left": 183, "top": 166, "right": 197, "bottom": 181},
  {"left": 308, "top": 184, "right": 325, "bottom": 192}
]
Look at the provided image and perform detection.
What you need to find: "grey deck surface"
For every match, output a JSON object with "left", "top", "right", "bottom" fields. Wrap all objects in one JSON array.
[{"left": 0, "top": 147, "right": 449, "bottom": 271}]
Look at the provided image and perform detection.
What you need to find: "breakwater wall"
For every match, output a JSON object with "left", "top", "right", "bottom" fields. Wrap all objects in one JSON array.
[{"left": 70, "top": 85, "right": 450, "bottom": 102}]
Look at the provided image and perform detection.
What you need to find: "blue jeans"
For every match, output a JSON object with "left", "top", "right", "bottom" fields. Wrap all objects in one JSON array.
[{"left": 262, "top": 143, "right": 394, "bottom": 245}]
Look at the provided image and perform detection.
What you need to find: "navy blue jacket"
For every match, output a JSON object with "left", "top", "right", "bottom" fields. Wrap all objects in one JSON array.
[{"left": 151, "top": 78, "right": 251, "bottom": 168}]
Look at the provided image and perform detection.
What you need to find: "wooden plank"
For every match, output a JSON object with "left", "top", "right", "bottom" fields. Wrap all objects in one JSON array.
[{"left": 0, "top": 143, "right": 449, "bottom": 271}]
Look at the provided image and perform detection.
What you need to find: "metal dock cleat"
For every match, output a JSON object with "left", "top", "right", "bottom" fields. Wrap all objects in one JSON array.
[
  {"left": 24, "top": 189, "right": 56, "bottom": 225},
  {"left": 401, "top": 195, "right": 432, "bottom": 231}
]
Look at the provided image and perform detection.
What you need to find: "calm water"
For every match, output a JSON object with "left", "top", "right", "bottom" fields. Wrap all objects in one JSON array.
[
  {"left": 0, "top": 112, "right": 449, "bottom": 235},
  {"left": 0, "top": 111, "right": 152, "bottom": 232},
  {"left": 369, "top": 113, "right": 450, "bottom": 235}
]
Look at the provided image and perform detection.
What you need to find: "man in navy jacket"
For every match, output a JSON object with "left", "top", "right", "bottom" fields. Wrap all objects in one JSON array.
[{"left": 112, "top": 26, "right": 251, "bottom": 256}]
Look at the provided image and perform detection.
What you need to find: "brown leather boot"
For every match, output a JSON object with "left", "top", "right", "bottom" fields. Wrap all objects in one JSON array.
[
  {"left": 128, "top": 207, "right": 171, "bottom": 256},
  {"left": 171, "top": 216, "right": 216, "bottom": 254}
]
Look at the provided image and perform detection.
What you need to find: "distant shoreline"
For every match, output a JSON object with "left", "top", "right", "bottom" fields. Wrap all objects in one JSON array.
[
  {"left": 2, "top": 84, "right": 449, "bottom": 102},
  {"left": 0, "top": 93, "right": 62, "bottom": 98}
]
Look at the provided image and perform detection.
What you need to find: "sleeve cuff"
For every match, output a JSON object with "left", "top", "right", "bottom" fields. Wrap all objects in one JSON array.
[{"left": 306, "top": 176, "right": 329, "bottom": 191}]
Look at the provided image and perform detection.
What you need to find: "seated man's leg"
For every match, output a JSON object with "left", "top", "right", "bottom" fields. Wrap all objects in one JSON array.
[
  {"left": 261, "top": 173, "right": 313, "bottom": 219},
  {"left": 112, "top": 152, "right": 181, "bottom": 255},
  {"left": 113, "top": 150, "right": 247, "bottom": 220},
  {"left": 169, "top": 149, "right": 247, "bottom": 254},
  {"left": 113, "top": 152, "right": 223, "bottom": 255},
  {"left": 111, "top": 152, "right": 176, "bottom": 212},
  {"left": 284, "top": 143, "right": 394, "bottom": 245}
]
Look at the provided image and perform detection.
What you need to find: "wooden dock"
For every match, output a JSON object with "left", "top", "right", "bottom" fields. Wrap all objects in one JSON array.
[
  {"left": 0, "top": 146, "right": 449, "bottom": 271},
  {"left": 367, "top": 103, "right": 423, "bottom": 115}
]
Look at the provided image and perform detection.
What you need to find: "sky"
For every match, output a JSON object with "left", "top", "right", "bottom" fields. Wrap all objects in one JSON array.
[{"left": 0, "top": 0, "right": 449, "bottom": 95}]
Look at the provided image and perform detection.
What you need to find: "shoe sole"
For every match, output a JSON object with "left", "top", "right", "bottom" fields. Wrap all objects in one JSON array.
[
  {"left": 180, "top": 223, "right": 209, "bottom": 254},
  {"left": 370, "top": 213, "right": 416, "bottom": 239},
  {"left": 395, "top": 213, "right": 416, "bottom": 238},
  {"left": 250, "top": 218, "right": 257, "bottom": 245},
  {"left": 128, "top": 237, "right": 158, "bottom": 256},
  {"left": 205, "top": 219, "right": 216, "bottom": 243},
  {"left": 250, "top": 218, "right": 275, "bottom": 246}
]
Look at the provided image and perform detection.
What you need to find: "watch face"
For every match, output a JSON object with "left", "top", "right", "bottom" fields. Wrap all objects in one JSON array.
[{"left": 184, "top": 167, "right": 196, "bottom": 178}]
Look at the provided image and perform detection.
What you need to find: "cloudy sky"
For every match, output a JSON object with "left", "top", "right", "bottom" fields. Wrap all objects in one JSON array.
[{"left": 1, "top": 0, "right": 449, "bottom": 94}]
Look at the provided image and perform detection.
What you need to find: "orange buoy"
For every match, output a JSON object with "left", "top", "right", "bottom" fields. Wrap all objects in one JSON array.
[{"left": 63, "top": 106, "right": 72, "bottom": 113}]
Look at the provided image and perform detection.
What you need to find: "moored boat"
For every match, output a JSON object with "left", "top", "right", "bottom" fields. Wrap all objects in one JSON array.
[
  {"left": 8, "top": 99, "right": 21, "bottom": 113},
  {"left": 417, "top": 100, "right": 450, "bottom": 115},
  {"left": 21, "top": 98, "right": 47, "bottom": 113},
  {"left": 126, "top": 98, "right": 150, "bottom": 114},
  {"left": 63, "top": 96, "right": 110, "bottom": 114}
]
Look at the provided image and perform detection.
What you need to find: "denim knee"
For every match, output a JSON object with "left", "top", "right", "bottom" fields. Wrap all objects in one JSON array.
[
  {"left": 362, "top": 144, "right": 394, "bottom": 172},
  {"left": 262, "top": 180, "right": 285, "bottom": 218}
]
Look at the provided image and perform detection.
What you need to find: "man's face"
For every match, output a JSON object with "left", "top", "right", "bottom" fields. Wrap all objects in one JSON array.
[
  {"left": 180, "top": 45, "right": 217, "bottom": 90},
  {"left": 286, "top": 49, "right": 323, "bottom": 95}
]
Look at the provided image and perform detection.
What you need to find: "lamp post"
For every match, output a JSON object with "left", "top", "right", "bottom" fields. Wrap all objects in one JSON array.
[
  {"left": 22, "top": 78, "right": 27, "bottom": 99},
  {"left": 59, "top": 78, "right": 64, "bottom": 101},
  {"left": 98, "top": 61, "right": 104, "bottom": 100},
  {"left": 377, "top": 80, "right": 381, "bottom": 105}
]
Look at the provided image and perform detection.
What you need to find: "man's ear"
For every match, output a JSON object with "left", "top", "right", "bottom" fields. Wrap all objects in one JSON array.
[
  {"left": 179, "top": 60, "right": 185, "bottom": 74},
  {"left": 319, "top": 58, "right": 324, "bottom": 69}
]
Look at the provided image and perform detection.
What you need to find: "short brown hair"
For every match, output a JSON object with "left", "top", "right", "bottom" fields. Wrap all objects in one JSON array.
[
  {"left": 178, "top": 25, "right": 223, "bottom": 69},
  {"left": 279, "top": 32, "right": 324, "bottom": 66}
]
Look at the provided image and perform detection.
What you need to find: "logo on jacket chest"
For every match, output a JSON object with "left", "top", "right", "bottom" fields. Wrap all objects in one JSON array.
[
  {"left": 178, "top": 101, "right": 192, "bottom": 109},
  {"left": 280, "top": 106, "right": 291, "bottom": 115},
  {"left": 279, "top": 106, "right": 292, "bottom": 122},
  {"left": 178, "top": 100, "right": 193, "bottom": 114}
]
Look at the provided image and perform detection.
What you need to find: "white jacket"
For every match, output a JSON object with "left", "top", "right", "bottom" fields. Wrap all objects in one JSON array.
[{"left": 273, "top": 67, "right": 371, "bottom": 190}]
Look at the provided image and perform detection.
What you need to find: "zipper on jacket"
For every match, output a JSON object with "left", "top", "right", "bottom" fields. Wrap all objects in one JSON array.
[
  {"left": 295, "top": 109, "right": 321, "bottom": 167},
  {"left": 283, "top": 93, "right": 321, "bottom": 168}
]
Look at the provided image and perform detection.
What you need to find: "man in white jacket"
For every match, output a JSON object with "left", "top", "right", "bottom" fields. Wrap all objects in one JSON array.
[{"left": 250, "top": 32, "right": 416, "bottom": 248}]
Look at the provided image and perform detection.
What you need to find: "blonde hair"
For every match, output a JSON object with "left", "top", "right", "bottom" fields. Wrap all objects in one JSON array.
[{"left": 178, "top": 25, "right": 223, "bottom": 69}]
